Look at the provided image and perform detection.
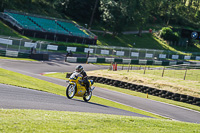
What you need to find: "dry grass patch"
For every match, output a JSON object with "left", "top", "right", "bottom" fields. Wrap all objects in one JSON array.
[{"left": 87, "top": 70, "right": 200, "bottom": 98}]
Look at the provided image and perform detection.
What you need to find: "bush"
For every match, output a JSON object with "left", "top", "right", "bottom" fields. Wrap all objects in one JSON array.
[
  {"left": 160, "top": 27, "right": 174, "bottom": 41},
  {"left": 160, "top": 27, "right": 180, "bottom": 43}
]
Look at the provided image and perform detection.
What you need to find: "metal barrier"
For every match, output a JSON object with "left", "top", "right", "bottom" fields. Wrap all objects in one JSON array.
[
  {"left": 88, "top": 45, "right": 200, "bottom": 61},
  {"left": 0, "top": 35, "right": 200, "bottom": 61}
]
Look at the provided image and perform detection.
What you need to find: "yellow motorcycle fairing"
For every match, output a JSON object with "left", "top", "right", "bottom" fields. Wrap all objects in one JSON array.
[{"left": 68, "top": 75, "right": 93, "bottom": 97}]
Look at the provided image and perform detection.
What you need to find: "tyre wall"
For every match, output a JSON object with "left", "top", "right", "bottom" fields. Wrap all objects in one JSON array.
[{"left": 88, "top": 76, "right": 200, "bottom": 107}]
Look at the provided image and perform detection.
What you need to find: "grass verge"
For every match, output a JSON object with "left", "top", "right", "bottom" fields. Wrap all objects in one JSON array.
[
  {"left": 1, "top": 109, "right": 200, "bottom": 133},
  {"left": 96, "top": 33, "right": 163, "bottom": 49},
  {"left": 0, "top": 68, "right": 163, "bottom": 119},
  {"left": 0, "top": 68, "right": 66, "bottom": 96},
  {"left": 0, "top": 21, "right": 29, "bottom": 39}
]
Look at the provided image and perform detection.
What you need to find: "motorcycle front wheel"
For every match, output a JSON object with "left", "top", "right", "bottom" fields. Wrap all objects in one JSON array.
[
  {"left": 66, "top": 84, "right": 76, "bottom": 99},
  {"left": 83, "top": 91, "right": 92, "bottom": 102}
]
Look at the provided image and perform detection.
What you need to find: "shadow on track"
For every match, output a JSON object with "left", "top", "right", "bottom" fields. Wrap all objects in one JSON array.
[{"left": 70, "top": 98, "right": 110, "bottom": 108}]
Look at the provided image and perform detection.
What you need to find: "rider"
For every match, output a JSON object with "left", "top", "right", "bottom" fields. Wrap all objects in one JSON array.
[{"left": 75, "top": 65, "right": 90, "bottom": 95}]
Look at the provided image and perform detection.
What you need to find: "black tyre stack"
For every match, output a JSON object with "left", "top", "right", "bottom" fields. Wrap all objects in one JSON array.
[{"left": 88, "top": 76, "right": 200, "bottom": 107}]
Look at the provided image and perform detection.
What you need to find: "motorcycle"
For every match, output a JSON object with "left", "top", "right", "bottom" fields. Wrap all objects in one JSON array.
[{"left": 66, "top": 72, "right": 95, "bottom": 102}]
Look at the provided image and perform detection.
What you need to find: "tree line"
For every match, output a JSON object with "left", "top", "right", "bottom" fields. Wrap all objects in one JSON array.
[{"left": 1, "top": 0, "right": 200, "bottom": 35}]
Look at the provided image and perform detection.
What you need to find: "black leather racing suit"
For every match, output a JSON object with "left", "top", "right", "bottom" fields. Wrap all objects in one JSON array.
[{"left": 80, "top": 70, "right": 90, "bottom": 93}]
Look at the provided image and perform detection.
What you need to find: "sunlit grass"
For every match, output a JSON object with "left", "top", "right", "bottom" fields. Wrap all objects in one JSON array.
[{"left": 1, "top": 109, "right": 199, "bottom": 133}]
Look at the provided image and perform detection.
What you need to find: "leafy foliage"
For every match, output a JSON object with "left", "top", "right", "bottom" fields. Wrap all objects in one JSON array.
[
  {"left": 56, "top": 0, "right": 99, "bottom": 22},
  {"left": 100, "top": 0, "right": 127, "bottom": 36},
  {"left": 160, "top": 27, "right": 174, "bottom": 41},
  {"left": 160, "top": 27, "right": 180, "bottom": 42},
  {"left": 1, "top": 0, "right": 200, "bottom": 37}
]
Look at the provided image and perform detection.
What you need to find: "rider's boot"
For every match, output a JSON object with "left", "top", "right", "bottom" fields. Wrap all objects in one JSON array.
[{"left": 86, "top": 87, "right": 91, "bottom": 96}]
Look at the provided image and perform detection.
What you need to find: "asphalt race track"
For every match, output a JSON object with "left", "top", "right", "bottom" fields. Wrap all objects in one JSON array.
[
  {"left": 0, "top": 84, "right": 148, "bottom": 117},
  {"left": 0, "top": 58, "right": 200, "bottom": 123}
]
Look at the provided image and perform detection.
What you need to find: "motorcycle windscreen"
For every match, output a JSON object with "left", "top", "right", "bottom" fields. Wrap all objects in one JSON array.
[{"left": 70, "top": 72, "right": 82, "bottom": 79}]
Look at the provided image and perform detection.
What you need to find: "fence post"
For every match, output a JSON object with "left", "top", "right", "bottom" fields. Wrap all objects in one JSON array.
[
  {"left": 18, "top": 39, "right": 22, "bottom": 52},
  {"left": 143, "top": 65, "right": 146, "bottom": 74},
  {"left": 162, "top": 67, "right": 165, "bottom": 77},
  {"left": 39, "top": 42, "right": 41, "bottom": 53},
  {"left": 109, "top": 62, "right": 112, "bottom": 71},
  {"left": 184, "top": 69, "right": 188, "bottom": 80},
  {"left": 127, "top": 63, "right": 130, "bottom": 72},
  {"left": 34, "top": 32, "right": 36, "bottom": 38}
]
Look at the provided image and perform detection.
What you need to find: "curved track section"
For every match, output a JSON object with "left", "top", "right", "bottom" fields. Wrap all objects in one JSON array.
[
  {"left": 0, "top": 84, "right": 148, "bottom": 117},
  {"left": 0, "top": 59, "right": 200, "bottom": 123}
]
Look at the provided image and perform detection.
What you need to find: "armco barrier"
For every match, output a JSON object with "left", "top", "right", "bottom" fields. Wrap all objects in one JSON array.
[
  {"left": 66, "top": 57, "right": 77, "bottom": 63},
  {"left": 18, "top": 53, "right": 30, "bottom": 58},
  {"left": 30, "top": 54, "right": 49, "bottom": 60},
  {"left": 0, "top": 50, "right": 31, "bottom": 58},
  {"left": 6, "top": 50, "right": 18, "bottom": 57},
  {"left": 131, "top": 59, "right": 139, "bottom": 64},
  {"left": 97, "top": 58, "right": 106, "bottom": 63},
  {"left": 147, "top": 60, "right": 153, "bottom": 65},
  {"left": 88, "top": 76, "right": 200, "bottom": 107},
  {"left": 0, "top": 50, "right": 6, "bottom": 56},
  {"left": 66, "top": 57, "right": 196, "bottom": 66},
  {"left": 115, "top": 58, "right": 123, "bottom": 63},
  {"left": 77, "top": 57, "right": 87, "bottom": 63},
  {"left": 87, "top": 57, "right": 97, "bottom": 63}
]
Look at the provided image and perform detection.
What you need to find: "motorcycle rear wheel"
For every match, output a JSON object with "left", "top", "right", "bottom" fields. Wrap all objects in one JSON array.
[
  {"left": 83, "top": 91, "right": 92, "bottom": 102},
  {"left": 66, "top": 84, "right": 76, "bottom": 99}
]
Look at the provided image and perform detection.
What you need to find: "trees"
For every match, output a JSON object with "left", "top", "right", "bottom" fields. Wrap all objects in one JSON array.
[
  {"left": 2, "top": 0, "right": 200, "bottom": 35},
  {"left": 57, "top": 0, "right": 99, "bottom": 22},
  {"left": 100, "top": 0, "right": 127, "bottom": 36},
  {"left": 133, "top": 0, "right": 151, "bottom": 36}
]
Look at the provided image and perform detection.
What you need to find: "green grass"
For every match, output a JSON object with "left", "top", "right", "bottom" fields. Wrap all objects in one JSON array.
[
  {"left": 96, "top": 33, "right": 163, "bottom": 49},
  {"left": 29, "top": 37, "right": 89, "bottom": 48},
  {"left": 96, "top": 32, "right": 200, "bottom": 54},
  {"left": 1, "top": 109, "right": 199, "bottom": 133},
  {"left": 132, "top": 69, "right": 200, "bottom": 82},
  {"left": 0, "top": 68, "right": 164, "bottom": 119},
  {"left": 44, "top": 71, "right": 200, "bottom": 112},
  {"left": 0, "top": 68, "right": 66, "bottom": 96},
  {"left": 0, "top": 21, "right": 28, "bottom": 39},
  {"left": 152, "top": 34, "right": 200, "bottom": 54}
]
